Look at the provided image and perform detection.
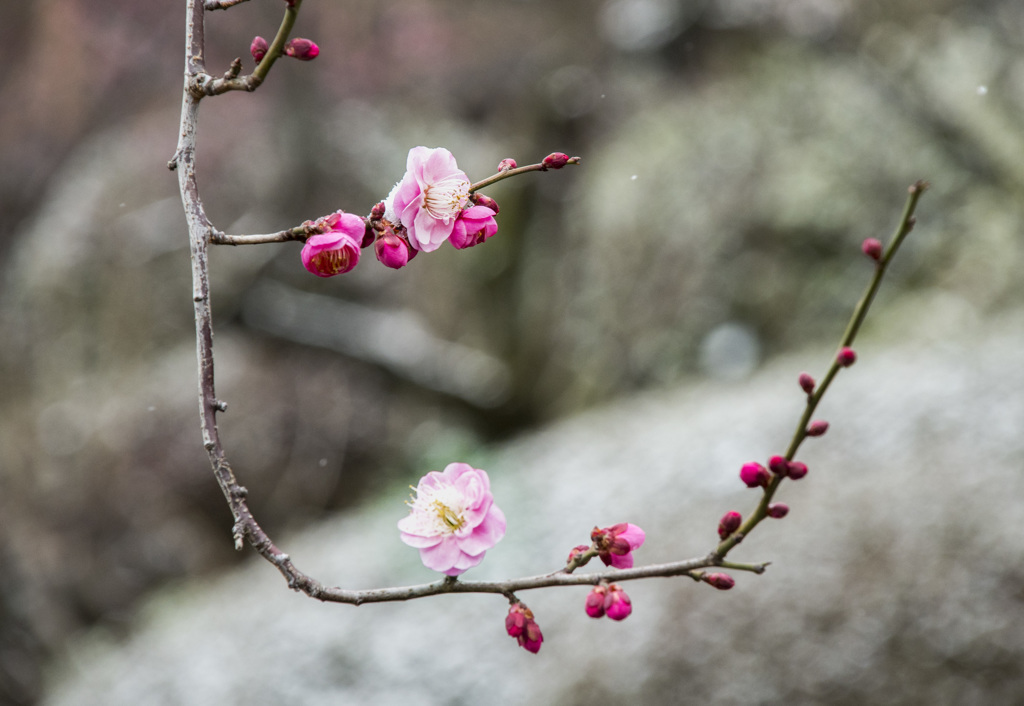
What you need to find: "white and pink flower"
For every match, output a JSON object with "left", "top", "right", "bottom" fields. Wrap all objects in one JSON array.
[
  {"left": 385, "top": 146, "right": 472, "bottom": 252},
  {"left": 398, "top": 462, "right": 506, "bottom": 576}
]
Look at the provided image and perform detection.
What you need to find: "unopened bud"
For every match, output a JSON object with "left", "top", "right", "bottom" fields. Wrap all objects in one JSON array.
[
  {"left": 837, "top": 347, "right": 857, "bottom": 368},
  {"left": 250, "top": 36, "right": 268, "bottom": 63},
  {"left": 498, "top": 158, "right": 517, "bottom": 172},
  {"left": 767, "top": 503, "right": 789, "bottom": 518},
  {"left": 806, "top": 420, "right": 829, "bottom": 437},
  {"left": 567, "top": 544, "right": 590, "bottom": 564},
  {"left": 369, "top": 201, "right": 386, "bottom": 221},
  {"left": 704, "top": 572, "right": 735, "bottom": 590},
  {"left": 787, "top": 461, "right": 808, "bottom": 480},
  {"left": 862, "top": 238, "right": 883, "bottom": 261},
  {"left": 739, "top": 462, "right": 770, "bottom": 489},
  {"left": 585, "top": 585, "right": 608, "bottom": 618},
  {"left": 798, "top": 372, "right": 815, "bottom": 395},
  {"left": 768, "top": 455, "right": 789, "bottom": 476},
  {"left": 542, "top": 152, "right": 570, "bottom": 170},
  {"left": 605, "top": 584, "right": 632, "bottom": 621},
  {"left": 717, "top": 511, "right": 742, "bottom": 540},
  {"left": 284, "top": 38, "right": 320, "bottom": 61},
  {"left": 471, "top": 193, "right": 500, "bottom": 215}
]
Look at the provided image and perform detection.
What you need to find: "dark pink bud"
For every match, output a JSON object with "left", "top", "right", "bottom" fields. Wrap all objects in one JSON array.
[
  {"left": 506, "top": 603, "right": 543, "bottom": 653},
  {"left": 250, "top": 36, "right": 268, "bottom": 63},
  {"left": 717, "top": 511, "right": 742, "bottom": 540},
  {"left": 369, "top": 201, "right": 386, "bottom": 221},
  {"left": 739, "top": 462, "right": 770, "bottom": 489},
  {"left": 806, "top": 420, "right": 829, "bottom": 437},
  {"left": 768, "top": 455, "right": 789, "bottom": 476},
  {"left": 471, "top": 193, "right": 500, "bottom": 215},
  {"left": 767, "top": 503, "right": 790, "bottom": 519},
  {"left": 704, "top": 573, "right": 735, "bottom": 590},
  {"left": 585, "top": 585, "right": 607, "bottom": 618},
  {"left": 360, "top": 221, "right": 375, "bottom": 248},
  {"left": 542, "top": 152, "right": 570, "bottom": 170},
  {"left": 798, "top": 372, "right": 816, "bottom": 395},
  {"left": 837, "top": 347, "right": 857, "bottom": 368},
  {"left": 862, "top": 238, "right": 883, "bottom": 261},
  {"left": 498, "top": 158, "right": 517, "bottom": 171},
  {"left": 284, "top": 38, "right": 320, "bottom": 61},
  {"left": 787, "top": 461, "right": 808, "bottom": 480},
  {"left": 605, "top": 584, "right": 632, "bottom": 621},
  {"left": 374, "top": 229, "right": 417, "bottom": 269},
  {"left": 567, "top": 544, "right": 590, "bottom": 564}
]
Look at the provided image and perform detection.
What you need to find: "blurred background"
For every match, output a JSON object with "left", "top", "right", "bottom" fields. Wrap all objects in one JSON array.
[{"left": 1, "top": 0, "right": 1023, "bottom": 703}]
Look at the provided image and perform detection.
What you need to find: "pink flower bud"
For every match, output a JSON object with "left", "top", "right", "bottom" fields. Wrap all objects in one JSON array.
[
  {"left": 471, "top": 193, "right": 500, "bottom": 215},
  {"left": 591, "top": 523, "right": 646, "bottom": 569},
  {"left": 374, "top": 229, "right": 417, "bottom": 269},
  {"left": 862, "top": 238, "right": 883, "bottom": 261},
  {"left": 605, "top": 584, "right": 632, "bottom": 621},
  {"left": 284, "top": 38, "right": 320, "bottom": 61},
  {"left": 585, "top": 585, "right": 608, "bottom": 618},
  {"left": 369, "top": 201, "right": 386, "bottom": 221},
  {"left": 837, "top": 346, "right": 857, "bottom": 368},
  {"left": 567, "top": 544, "right": 590, "bottom": 564},
  {"left": 767, "top": 502, "right": 790, "bottom": 518},
  {"left": 704, "top": 572, "right": 735, "bottom": 590},
  {"left": 787, "top": 461, "right": 808, "bottom": 480},
  {"left": 798, "top": 372, "right": 816, "bottom": 395},
  {"left": 250, "top": 36, "right": 268, "bottom": 63},
  {"left": 506, "top": 603, "right": 543, "bottom": 653},
  {"left": 739, "top": 462, "right": 770, "bottom": 489},
  {"left": 768, "top": 455, "right": 789, "bottom": 476},
  {"left": 806, "top": 420, "right": 829, "bottom": 437},
  {"left": 717, "top": 511, "right": 742, "bottom": 540},
  {"left": 542, "top": 152, "right": 570, "bottom": 169},
  {"left": 498, "top": 158, "right": 517, "bottom": 171},
  {"left": 449, "top": 205, "right": 498, "bottom": 250}
]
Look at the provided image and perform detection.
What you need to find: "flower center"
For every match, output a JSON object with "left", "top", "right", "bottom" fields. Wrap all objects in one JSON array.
[
  {"left": 432, "top": 499, "right": 466, "bottom": 531},
  {"left": 312, "top": 248, "right": 351, "bottom": 275},
  {"left": 422, "top": 176, "right": 469, "bottom": 224}
]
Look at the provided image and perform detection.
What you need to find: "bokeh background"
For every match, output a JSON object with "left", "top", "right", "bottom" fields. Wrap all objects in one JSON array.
[{"left": 1, "top": 0, "right": 1023, "bottom": 704}]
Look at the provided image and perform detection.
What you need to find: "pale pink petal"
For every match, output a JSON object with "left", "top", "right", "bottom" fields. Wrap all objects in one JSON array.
[
  {"left": 397, "top": 530, "right": 442, "bottom": 548},
  {"left": 419, "top": 537, "right": 461, "bottom": 573},
  {"left": 608, "top": 552, "right": 634, "bottom": 569},
  {"left": 619, "top": 524, "right": 646, "bottom": 550},
  {"left": 456, "top": 504, "right": 506, "bottom": 555}
]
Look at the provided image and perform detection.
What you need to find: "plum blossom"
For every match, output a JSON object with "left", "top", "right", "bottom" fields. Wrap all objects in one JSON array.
[
  {"left": 449, "top": 205, "right": 497, "bottom": 250},
  {"left": 585, "top": 584, "right": 632, "bottom": 620},
  {"left": 385, "top": 146, "right": 471, "bottom": 253},
  {"left": 300, "top": 211, "right": 365, "bottom": 277},
  {"left": 591, "top": 522, "right": 645, "bottom": 569},
  {"left": 398, "top": 462, "right": 506, "bottom": 576}
]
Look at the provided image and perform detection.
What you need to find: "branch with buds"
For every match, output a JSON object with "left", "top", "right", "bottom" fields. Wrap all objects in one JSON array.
[{"left": 170, "top": 0, "right": 927, "bottom": 654}]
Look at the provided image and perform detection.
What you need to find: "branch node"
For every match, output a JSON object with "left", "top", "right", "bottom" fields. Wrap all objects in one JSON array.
[{"left": 214, "top": 398, "right": 229, "bottom": 412}]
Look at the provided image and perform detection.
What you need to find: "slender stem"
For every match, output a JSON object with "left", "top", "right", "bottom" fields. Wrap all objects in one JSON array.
[
  {"left": 202, "top": 0, "right": 303, "bottom": 95},
  {"left": 469, "top": 157, "right": 581, "bottom": 193},
  {"left": 714, "top": 181, "right": 928, "bottom": 559},
  {"left": 211, "top": 225, "right": 309, "bottom": 245}
]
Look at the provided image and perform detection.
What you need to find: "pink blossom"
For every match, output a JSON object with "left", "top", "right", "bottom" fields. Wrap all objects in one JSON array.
[
  {"left": 398, "top": 462, "right": 506, "bottom": 576},
  {"left": 387, "top": 146, "right": 471, "bottom": 253},
  {"left": 506, "top": 603, "right": 543, "bottom": 654},
  {"left": 449, "top": 205, "right": 498, "bottom": 250},
  {"left": 300, "top": 211, "right": 364, "bottom": 277},
  {"left": 605, "top": 584, "right": 632, "bottom": 621},
  {"left": 591, "top": 522, "right": 646, "bottom": 569}
]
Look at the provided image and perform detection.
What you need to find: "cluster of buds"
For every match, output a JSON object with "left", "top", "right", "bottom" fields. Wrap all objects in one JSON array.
[
  {"left": 250, "top": 36, "right": 320, "bottom": 65},
  {"left": 506, "top": 602, "right": 543, "bottom": 654},
  {"left": 585, "top": 583, "right": 632, "bottom": 621},
  {"left": 367, "top": 201, "right": 418, "bottom": 269}
]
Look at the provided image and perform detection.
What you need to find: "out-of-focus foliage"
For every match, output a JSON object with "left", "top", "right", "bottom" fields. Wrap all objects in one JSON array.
[{"left": 0, "top": 0, "right": 1022, "bottom": 703}]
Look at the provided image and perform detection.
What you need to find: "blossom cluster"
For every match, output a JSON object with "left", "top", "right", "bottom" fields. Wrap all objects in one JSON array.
[{"left": 301, "top": 147, "right": 499, "bottom": 276}]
